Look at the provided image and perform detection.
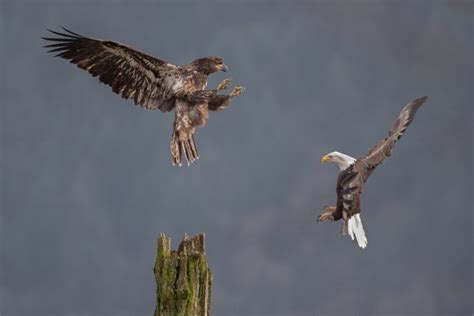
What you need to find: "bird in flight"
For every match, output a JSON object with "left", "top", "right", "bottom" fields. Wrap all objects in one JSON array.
[
  {"left": 43, "top": 27, "right": 244, "bottom": 166},
  {"left": 317, "top": 96, "right": 428, "bottom": 249}
]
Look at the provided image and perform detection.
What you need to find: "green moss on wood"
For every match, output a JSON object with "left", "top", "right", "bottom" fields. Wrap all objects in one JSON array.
[{"left": 153, "top": 233, "right": 211, "bottom": 316}]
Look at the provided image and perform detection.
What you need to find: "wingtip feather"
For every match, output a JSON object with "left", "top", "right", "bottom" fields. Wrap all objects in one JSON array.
[
  {"left": 61, "top": 26, "right": 83, "bottom": 37},
  {"left": 412, "top": 96, "right": 428, "bottom": 106},
  {"left": 45, "top": 28, "right": 79, "bottom": 39}
]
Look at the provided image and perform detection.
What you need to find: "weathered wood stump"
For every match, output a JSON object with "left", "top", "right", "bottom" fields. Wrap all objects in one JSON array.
[{"left": 153, "top": 233, "right": 212, "bottom": 316}]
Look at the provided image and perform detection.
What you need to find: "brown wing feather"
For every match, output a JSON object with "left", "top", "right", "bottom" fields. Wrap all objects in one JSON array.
[
  {"left": 337, "top": 96, "right": 428, "bottom": 218},
  {"left": 362, "top": 96, "right": 428, "bottom": 168},
  {"left": 43, "top": 27, "right": 184, "bottom": 111}
]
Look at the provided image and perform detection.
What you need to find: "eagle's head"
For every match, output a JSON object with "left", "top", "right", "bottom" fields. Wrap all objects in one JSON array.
[
  {"left": 321, "top": 151, "right": 356, "bottom": 171},
  {"left": 192, "top": 57, "right": 227, "bottom": 74}
]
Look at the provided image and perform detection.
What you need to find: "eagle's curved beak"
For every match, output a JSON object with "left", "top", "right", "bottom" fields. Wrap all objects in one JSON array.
[
  {"left": 321, "top": 155, "right": 331, "bottom": 164},
  {"left": 219, "top": 64, "right": 228, "bottom": 72}
]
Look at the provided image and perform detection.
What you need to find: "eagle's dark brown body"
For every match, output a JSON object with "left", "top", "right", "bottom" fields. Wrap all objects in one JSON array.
[{"left": 43, "top": 27, "right": 244, "bottom": 166}]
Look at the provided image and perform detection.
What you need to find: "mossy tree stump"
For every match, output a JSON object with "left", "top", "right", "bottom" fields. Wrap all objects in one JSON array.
[{"left": 153, "top": 233, "right": 212, "bottom": 316}]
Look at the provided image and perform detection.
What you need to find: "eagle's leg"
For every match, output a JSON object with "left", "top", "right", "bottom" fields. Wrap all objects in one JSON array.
[
  {"left": 208, "top": 95, "right": 230, "bottom": 111},
  {"left": 208, "top": 85, "right": 245, "bottom": 111},
  {"left": 317, "top": 206, "right": 337, "bottom": 222}
]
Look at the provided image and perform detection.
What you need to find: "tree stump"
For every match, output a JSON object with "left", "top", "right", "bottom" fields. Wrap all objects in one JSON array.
[{"left": 153, "top": 233, "right": 212, "bottom": 316}]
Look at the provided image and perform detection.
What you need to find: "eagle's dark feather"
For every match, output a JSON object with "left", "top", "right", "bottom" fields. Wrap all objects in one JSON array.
[
  {"left": 43, "top": 27, "right": 244, "bottom": 166},
  {"left": 336, "top": 96, "right": 428, "bottom": 218},
  {"left": 43, "top": 27, "right": 184, "bottom": 112}
]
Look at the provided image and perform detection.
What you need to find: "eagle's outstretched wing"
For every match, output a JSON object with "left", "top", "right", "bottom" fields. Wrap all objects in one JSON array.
[
  {"left": 43, "top": 27, "right": 184, "bottom": 112},
  {"left": 337, "top": 96, "right": 428, "bottom": 217},
  {"left": 361, "top": 96, "right": 428, "bottom": 169}
]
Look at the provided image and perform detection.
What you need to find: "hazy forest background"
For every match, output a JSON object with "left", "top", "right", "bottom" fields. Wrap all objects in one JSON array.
[{"left": 1, "top": 1, "right": 473, "bottom": 315}]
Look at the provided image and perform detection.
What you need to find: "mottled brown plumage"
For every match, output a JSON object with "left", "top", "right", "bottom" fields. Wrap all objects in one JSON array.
[{"left": 43, "top": 27, "right": 244, "bottom": 166}]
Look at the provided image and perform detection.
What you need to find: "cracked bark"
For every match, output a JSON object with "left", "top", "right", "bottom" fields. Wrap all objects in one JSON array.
[{"left": 153, "top": 233, "right": 212, "bottom": 316}]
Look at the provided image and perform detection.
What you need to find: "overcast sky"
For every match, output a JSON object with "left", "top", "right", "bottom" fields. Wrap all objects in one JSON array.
[{"left": 1, "top": 1, "right": 473, "bottom": 315}]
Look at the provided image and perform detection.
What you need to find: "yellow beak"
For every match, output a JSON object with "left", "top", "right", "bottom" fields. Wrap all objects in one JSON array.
[{"left": 321, "top": 155, "right": 331, "bottom": 163}]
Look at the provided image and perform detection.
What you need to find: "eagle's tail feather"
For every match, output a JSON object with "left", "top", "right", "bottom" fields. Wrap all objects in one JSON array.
[
  {"left": 171, "top": 133, "right": 199, "bottom": 167},
  {"left": 171, "top": 134, "right": 182, "bottom": 167},
  {"left": 347, "top": 214, "right": 368, "bottom": 249},
  {"left": 182, "top": 141, "right": 190, "bottom": 166},
  {"left": 190, "top": 135, "right": 199, "bottom": 159}
]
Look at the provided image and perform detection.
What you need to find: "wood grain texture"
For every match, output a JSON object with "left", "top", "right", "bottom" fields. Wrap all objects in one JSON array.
[{"left": 153, "top": 233, "right": 211, "bottom": 316}]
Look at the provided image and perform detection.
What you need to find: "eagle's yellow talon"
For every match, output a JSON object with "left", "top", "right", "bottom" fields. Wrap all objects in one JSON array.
[
  {"left": 216, "top": 78, "right": 231, "bottom": 91},
  {"left": 230, "top": 85, "right": 244, "bottom": 98}
]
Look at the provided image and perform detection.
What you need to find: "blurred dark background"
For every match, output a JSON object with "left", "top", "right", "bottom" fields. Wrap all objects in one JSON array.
[{"left": 1, "top": 1, "right": 472, "bottom": 315}]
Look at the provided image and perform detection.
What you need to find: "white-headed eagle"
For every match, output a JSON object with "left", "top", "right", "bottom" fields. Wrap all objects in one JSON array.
[
  {"left": 317, "top": 96, "right": 428, "bottom": 249},
  {"left": 43, "top": 27, "right": 244, "bottom": 166}
]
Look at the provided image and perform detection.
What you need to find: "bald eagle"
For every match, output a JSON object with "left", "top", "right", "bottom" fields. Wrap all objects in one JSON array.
[
  {"left": 317, "top": 96, "right": 428, "bottom": 249},
  {"left": 43, "top": 27, "right": 244, "bottom": 166}
]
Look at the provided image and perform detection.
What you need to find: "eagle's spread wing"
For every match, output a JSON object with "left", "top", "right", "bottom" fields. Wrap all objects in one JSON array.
[
  {"left": 43, "top": 27, "right": 185, "bottom": 112},
  {"left": 337, "top": 96, "right": 428, "bottom": 217},
  {"left": 361, "top": 96, "right": 428, "bottom": 169}
]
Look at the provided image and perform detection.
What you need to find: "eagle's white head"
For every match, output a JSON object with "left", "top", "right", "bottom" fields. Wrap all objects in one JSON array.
[{"left": 321, "top": 151, "right": 356, "bottom": 171}]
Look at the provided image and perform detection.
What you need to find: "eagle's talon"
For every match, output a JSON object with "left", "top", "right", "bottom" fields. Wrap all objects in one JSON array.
[
  {"left": 216, "top": 78, "right": 232, "bottom": 91},
  {"left": 317, "top": 213, "right": 334, "bottom": 222},
  {"left": 230, "top": 85, "right": 244, "bottom": 98},
  {"left": 317, "top": 205, "right": 336, "bottom": 222}
]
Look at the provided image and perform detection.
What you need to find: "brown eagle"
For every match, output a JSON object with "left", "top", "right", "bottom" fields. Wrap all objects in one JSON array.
[
  {"left": 43, "top": 27, "right": 244, "bottom": 166},
  {"left": 317, "top": 96, "right": 428, "bottom": 248}
]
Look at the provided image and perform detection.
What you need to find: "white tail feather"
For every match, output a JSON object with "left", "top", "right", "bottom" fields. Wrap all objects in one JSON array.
[
  {"left": 347, "top": 217, "right": 355, "bottom": 240},
  {"left": 347, "top": 214, "right": 368, "bottom": 249}
]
